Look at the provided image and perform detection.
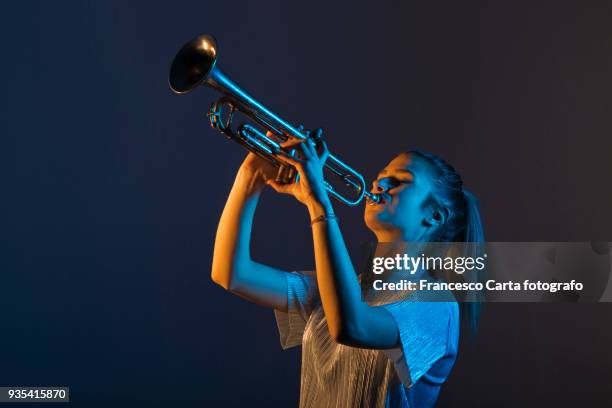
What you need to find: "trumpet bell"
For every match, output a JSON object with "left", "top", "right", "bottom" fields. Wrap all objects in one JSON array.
[
  {"left": 169, "top": 34, "right": 218, "bottom": 94},
  {"left": 169, "top": 33, "right": 381, "bottom": 206}
]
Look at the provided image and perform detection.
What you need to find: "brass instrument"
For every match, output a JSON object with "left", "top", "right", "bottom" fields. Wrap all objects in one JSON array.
[{"left": 169, "top": 34, "right": 381, "bottom": 206}]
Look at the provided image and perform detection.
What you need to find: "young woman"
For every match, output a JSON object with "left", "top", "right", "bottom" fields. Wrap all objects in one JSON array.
[{"left": 211, "top": 132, "right": 484, "bottom": 407}]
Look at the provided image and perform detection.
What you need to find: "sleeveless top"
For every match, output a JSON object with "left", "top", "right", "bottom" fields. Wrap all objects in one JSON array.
[{"left": 274, "top": 271, "right": 459, "bottom": 408}]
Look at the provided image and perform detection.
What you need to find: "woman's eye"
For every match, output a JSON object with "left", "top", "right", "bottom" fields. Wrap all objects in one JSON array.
[
  {"left": 390, "top": 177, "right": 411, "bottom": 185},
  {"left": 384, "top": 177, "right": 411, "bottom": 188},
  {"left": 374, "top": 176, "right": 413, "bottom": 190}
]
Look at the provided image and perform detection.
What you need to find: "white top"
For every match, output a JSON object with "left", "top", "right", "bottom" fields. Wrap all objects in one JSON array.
[{"left": 274, "top": 272, "right": 460, "bottom": 408}]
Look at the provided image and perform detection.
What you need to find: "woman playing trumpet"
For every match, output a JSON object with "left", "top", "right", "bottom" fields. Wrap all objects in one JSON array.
[{"left": 211, "top": 130, "right": 484, "bottom": 407}]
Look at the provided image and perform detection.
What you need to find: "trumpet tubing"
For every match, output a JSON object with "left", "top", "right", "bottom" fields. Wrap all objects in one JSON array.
[{"left": 169, "top": 34, "right": 380, "bottom": 206}]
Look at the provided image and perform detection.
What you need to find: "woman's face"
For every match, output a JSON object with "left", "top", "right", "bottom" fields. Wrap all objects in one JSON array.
[{"left": 364, "top": 152, "right": 439, "bottom": 242}]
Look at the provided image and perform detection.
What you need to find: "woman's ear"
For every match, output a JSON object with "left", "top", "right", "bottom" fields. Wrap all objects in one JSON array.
[{"left": 425, "top": 206, "right": 450, "bottom": 227}]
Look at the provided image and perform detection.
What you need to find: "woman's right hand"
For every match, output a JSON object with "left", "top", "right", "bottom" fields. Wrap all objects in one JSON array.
[{"left": 237, "top": 151, "right": 278, "bottom": 194}]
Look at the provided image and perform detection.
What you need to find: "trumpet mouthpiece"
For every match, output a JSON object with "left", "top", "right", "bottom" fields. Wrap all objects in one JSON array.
[{"left": 365, "top": 193, "right": 383, "bottom": 205}]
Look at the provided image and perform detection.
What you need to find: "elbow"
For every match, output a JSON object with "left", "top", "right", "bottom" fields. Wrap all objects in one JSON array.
[
  {"left": 330, "top": 330, "right": 352, "bottom": 346},
  {"left": 210, "top": 252, "right": 237, "bottom": 290},
  {"left": 211, "top": 261, "right": 248, "bottom": 293},
  {"left": 211, "top": 269, "right": 229, "bottom": 290},
  {"left": 329, "top": 321, "right": 365, "bottom": 347},
  {"left": 211, "top": 266, "right": 234, "bottom": 291}
]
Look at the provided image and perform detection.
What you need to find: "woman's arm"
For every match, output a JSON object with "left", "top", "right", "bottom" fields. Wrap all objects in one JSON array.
[
  {"left": 211, "top": 153, "right": 291, "bottom": 311},
  {"left": 307, "top": 200, "right": 400, "bottom": 349},
  {"left": 266, "top": 136, "right": 400, "bottom": 349}
]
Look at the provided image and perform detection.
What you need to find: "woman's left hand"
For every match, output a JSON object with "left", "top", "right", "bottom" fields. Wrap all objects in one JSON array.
[{"left": 266, "top": 128, "right": 332, "bottom": 211}]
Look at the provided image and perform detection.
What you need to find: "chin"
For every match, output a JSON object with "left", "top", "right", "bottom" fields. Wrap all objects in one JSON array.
[{"left": 364, "top": 209, "right": 391, "bottom": 234}]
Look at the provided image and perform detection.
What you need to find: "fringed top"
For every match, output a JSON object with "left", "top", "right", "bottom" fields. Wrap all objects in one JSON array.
[{"left": 274, "top": 272, "right": 459, "bottom": 408}]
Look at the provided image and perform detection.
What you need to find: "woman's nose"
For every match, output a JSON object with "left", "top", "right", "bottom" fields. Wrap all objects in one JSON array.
[{"left": 373, "top": 179, "right": 388, "bottom": 192}]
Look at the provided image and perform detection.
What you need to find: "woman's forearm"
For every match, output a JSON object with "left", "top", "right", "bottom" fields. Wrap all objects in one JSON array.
[
  {"left": 210, "top": 166, "right": 293, "bottom": 310},
  {"left": 308, "top": 199, "right": 399, "bottom": 348},
  {"left": 211, "top": 168, "right": 262, "bottom": 289},
  {"left": 307, "top": 200, "right": 367, "bottom": 341}
]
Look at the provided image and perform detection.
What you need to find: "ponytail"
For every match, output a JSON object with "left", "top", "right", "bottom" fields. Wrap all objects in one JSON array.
[
  {"left": 461, "top": 189, "right": 485, "bottom": 334},
  {"left": 407, "top": 150, "right": 486, "bottom": 334},
  {"left": 462, "top": 189, "right": 485, "bottom": 244}
]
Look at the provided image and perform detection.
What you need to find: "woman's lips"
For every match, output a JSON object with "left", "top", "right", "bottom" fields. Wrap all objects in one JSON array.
[{"left": 367, "top": 193, "right": 390, "bottom": 206}]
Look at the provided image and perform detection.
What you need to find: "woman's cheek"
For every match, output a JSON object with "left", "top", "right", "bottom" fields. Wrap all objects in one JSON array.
[{"left": 392, "top": 197, "right": 415, "bottom": 220}]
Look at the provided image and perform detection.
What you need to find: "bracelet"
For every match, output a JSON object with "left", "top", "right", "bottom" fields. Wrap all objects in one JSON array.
[{"left": 310, "top": 214, "right": 339, "bottom": 226}]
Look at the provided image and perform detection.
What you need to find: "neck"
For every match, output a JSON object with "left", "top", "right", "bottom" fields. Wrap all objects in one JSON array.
[{"left": 373, "top": 225, "right": 431, "bottom": 243}]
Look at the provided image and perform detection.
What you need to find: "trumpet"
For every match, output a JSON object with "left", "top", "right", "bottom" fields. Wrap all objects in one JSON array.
[{"left": 168, "top": 34, "right": 381, "bottom": 206}]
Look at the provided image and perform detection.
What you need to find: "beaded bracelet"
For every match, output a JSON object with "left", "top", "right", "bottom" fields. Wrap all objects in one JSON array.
[{"left": 310, "top": 214, "right": 339, "bottom": 226}]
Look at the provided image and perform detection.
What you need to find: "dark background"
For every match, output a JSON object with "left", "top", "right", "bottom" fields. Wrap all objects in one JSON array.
[{"left": 2, "top": 0, "right": 612, "bottom": 406}]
